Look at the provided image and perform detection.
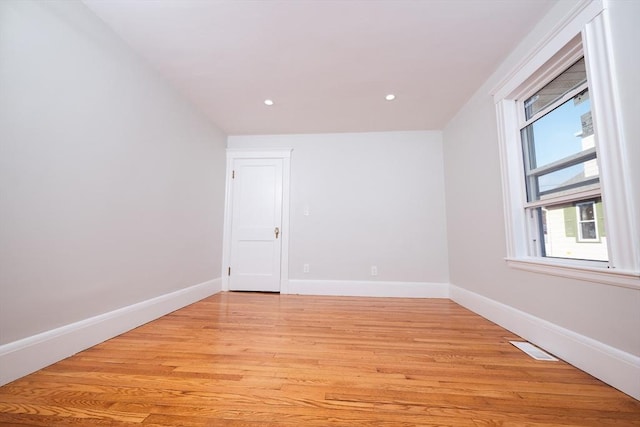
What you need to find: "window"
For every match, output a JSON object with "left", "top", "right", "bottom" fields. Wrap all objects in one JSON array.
[
  {"left": 518, "top": 57, "right": 607, "bottom": 262},
  {"left": 576, "top": 201, "right": 599, "bottom": 242},
  {"left": 493, "top": 2, "right": 639, "bottom": 287}
]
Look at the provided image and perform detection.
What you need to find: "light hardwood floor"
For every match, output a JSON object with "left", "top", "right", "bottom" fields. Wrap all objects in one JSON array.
[{"left": 1, "top": 292, "right": 639, "bottom": 426}]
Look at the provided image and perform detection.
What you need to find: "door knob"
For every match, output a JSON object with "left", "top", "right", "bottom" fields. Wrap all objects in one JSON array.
[{"left": 275, "top": 227, "right": 280, "bottom": 239}]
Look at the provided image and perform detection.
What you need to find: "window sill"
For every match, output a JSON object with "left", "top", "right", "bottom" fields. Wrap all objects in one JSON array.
[{"left": 505, "top": 257, "right": 640, "bottom": 290}]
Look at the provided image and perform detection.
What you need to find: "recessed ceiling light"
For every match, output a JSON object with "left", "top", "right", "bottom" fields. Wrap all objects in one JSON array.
[
  {"left": 385, "top": 94, "right": 396, "bottom": 101},
  {"left": 264, "top": 99, "right": 274, "bottom": 106}
]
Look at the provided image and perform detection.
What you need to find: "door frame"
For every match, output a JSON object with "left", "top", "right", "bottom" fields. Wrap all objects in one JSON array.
[{"left": 221, "top": 148, "right": 292, "bottom": 293}]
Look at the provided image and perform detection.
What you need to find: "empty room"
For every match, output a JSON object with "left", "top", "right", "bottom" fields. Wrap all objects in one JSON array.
[{"left": 1, "top": 0, "right": 639, "bottom": 425}]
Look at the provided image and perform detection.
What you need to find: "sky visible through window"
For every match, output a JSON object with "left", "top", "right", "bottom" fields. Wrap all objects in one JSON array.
[{"left": 529, "top": 93, "right": 592, "bottom": 193}]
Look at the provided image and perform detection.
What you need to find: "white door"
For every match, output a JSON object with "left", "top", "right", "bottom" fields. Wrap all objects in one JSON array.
[{"left": 228, "top": 158, "right": 283, "bottom": 292}]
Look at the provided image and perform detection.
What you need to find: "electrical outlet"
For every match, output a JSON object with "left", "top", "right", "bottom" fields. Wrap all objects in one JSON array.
[
  {"left": 370, "top": 265, "right": 378, "bottom": 276},
  {"left": 303, "top": 263, "right": 310, "bottom": 273}
]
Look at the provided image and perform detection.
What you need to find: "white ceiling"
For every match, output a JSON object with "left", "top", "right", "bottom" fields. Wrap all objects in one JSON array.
[{"left": 83, "top": 0, "right": 555, "bottom": 135}]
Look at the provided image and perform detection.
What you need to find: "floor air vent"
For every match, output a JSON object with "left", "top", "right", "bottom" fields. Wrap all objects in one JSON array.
[{"left": 510, "top": 341, "right": 558, "bottom": 361}]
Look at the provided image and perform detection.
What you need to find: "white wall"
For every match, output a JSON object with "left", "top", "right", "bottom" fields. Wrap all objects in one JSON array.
[
  {"left": 443, "top": 0, "right": 639, "bottom": 397},
  {"left": 0, "top": 0, "right": 227, "bottom": 348},
  {"left": 228, "top": 131, "right": 449, "bottom": 292},
  {"left": 607, "top": 0, "right": 640, "bottom": 232}
]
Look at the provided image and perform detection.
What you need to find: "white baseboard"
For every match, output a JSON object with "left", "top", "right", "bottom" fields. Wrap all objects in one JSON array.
[
  {"left": 0, "top": 278, "right": 221, "bottom": 386},
  {"left": 287, "top": 279, "right": 449, "bottom": 298},
  {"left": 450, "top": 284, "right": 640, "bottom": 400}
]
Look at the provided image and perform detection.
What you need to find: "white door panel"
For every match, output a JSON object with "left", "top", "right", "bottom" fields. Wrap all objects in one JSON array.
[{"left": 229, "top": 158, "right": 282, "bottom": 292}]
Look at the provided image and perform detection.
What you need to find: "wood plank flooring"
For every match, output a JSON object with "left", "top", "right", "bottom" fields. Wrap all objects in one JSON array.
[{"left": 1, "top": 292, "right": 639, "bottom": 426}]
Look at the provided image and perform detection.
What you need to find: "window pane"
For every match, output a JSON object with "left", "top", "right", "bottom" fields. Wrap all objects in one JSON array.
[
  {"left": 532, "top": 161, "right": 599, "bottom": 200},
  {"left": 522, "top": 87, "right": 599, "bottom": 202},
  {"left": 535, "top": 198, "right": 607, "bottom": 262},
  {"left": 524, "top": 58, "right": 587, "bottom": 120},
  {"left": 522, "top": 90, "right": 593, "bottom": 170},
  {"left": 579, "top": 203, "right": 594, "bottom": 221},
  {"left": 580, "top": 222, "right": 597, "bottom": 240}
]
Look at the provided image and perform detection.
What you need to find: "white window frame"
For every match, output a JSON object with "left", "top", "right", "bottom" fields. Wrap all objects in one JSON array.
[{"left": 492, "top": 0, "right": 639, "bottom": 289}]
